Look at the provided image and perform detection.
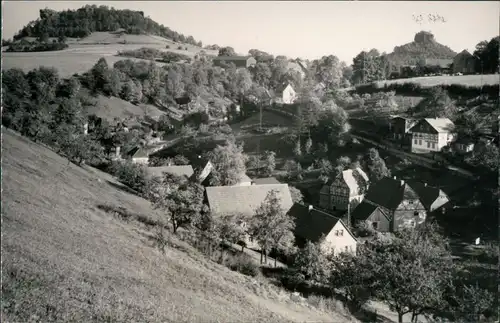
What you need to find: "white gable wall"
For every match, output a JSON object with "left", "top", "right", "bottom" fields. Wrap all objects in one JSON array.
[
  {"left": 282, "top": 85, "right": 297, "bottom": 104},
  {"left": 321, "top": 221, "right": 357, "bottom": 256}
]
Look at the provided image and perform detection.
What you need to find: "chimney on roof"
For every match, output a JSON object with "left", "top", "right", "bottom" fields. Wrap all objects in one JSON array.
[{"left": 308, "top": 205, "right": 313, "bottom": 211}]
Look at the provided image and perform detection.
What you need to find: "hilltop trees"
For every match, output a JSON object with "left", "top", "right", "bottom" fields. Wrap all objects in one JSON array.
[
  {"left": 473, "top": 36, "right": 499, "bottom": 74},
  {"left": 14, "top": 5, "right": 201, "bottom": 45}
]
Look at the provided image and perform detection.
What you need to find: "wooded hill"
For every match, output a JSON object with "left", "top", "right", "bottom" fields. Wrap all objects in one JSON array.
[
  {"left": 13, "top": 5, "right": 203, "bottom": 46},
  {"left": 386, "top": 31, "right": 457, "bottom": 69}
]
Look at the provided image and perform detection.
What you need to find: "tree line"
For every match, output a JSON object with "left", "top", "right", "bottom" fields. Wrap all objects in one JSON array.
[{"left": 13, "top": 5, "right": 203, "bottom": 46}]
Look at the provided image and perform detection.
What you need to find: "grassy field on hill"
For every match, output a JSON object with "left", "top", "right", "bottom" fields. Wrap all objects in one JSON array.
[
  {"left": 1, "top": 127, "right": 352, "bottom": 323},
  {"left": 88, "top": 95, "right": 167, "bottom": 123},
  {"left": 2, "top": 32, "right": 217, "bottom": 78},
  {"left": 373, "top": 74, "right": 499, "bottom": 88}
]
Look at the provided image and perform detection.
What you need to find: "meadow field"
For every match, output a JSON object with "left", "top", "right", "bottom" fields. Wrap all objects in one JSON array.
[
  {"left": 373, "top": 74, "right": 499, "bottom": 88},
  {"left": 2, "top": 32, "right": 217, "bottom": 78},
  {"left": 1, "top": 127, "right": 353, "bottom": 323}
]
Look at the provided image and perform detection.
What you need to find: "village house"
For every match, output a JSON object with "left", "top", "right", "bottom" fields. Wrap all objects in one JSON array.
[
  {"left": 453, "top": 50, "right": 476, "bottom": 75},
  {"left": 251, "top": 177, "right": 281, "bottom": 185},
  {"left": 288, "top": 203, "right": 357, "bottom": 255},
  {"left": 406, "top": 180, "right": 450, "bottom": 214},
  {"left": 390, "top": 116, "right": 417, "bottom": 141},
  {"left": 126, "top": 146, "right": 150, "bottom": 164},
  {"left": 350, "top": 202, "right": 391, "bottom": 232},
  {"left": 192, "top": 159, "right": 253, "bottom": 187},
  {"left": 319, "top": 167, "right": 370, "bottom": 212},
  {"left": 418, "top": 58, "right": 454, "bottom": 75},
  {"left": 212, "top": 56, "right": 257, "bottom": 68},
  {"left": 409, "top": 118, "right": 456, "bottom": 154},
  {"left": 452, "top": 135, "right": 476, "bottom": 154},
  {"left": 147, "top": 165, "right": 195, "bottom": 179},
  {"left": 205, "top": 184, "right": 293, "bottom": 248},
  {"left": 274, "top": 83, "right": 297, "bottom": 105},
  {"left": 357, "top": 176, "right": 428, "bottom": 232}
]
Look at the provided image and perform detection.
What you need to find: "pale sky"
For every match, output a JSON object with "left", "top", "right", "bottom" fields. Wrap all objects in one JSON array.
[{"left": 2, "top": 1, "right": 499, "bottom": 63}]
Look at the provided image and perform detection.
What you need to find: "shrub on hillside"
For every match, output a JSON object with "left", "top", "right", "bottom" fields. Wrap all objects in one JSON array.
[
  {"left": 223, "top": 253, "right": 261, "bottom": 277},
  {"left": 6, "top": 41, "right": 68, "bottom": 52},
  {"left": 108, "top": 160, "right": 149, "bottom": 195},
  {"left": 173, "top": 155, "right": 190, "bottom": 165}
]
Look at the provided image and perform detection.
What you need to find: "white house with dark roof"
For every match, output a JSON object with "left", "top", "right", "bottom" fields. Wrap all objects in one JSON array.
[
  {"left": 274, "top": 83, "right": 297, "bottom": 105},
  {"left": 319, "top": 167, "right": 370, "bottom": 212},
  {"left": 409, "top": 118, "right": 456, "bottom": 154},
  {"left": 288, "top": 203, "right": 357, "bottom": 255}
]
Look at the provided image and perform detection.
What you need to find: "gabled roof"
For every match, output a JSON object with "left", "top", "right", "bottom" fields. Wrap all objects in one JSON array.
[
  {"left": 405, "top": 180, "right": 449, "bottom": 211},
  {"left": 252, "top": 177, "right": 281, "bottom": 185},
  {"left": 206, "top": 184, "right": 293, "bottom": 217},
  {"left": 409, "top": 118, "right": 455, "bottom": 133},
  {"left": 213, "top": 55, "right": 253, "bottom": 61},
  {"left": 276, "top": 83, "right": 294, "bottom": 94},
  {"left": 351, "top": 201, "right": 390, "bottom": 222},
  {"left": 236, "top": 173, "right": 252, "bottom": 184},
  {"left": 288, "top": 203, "right": 357, "bottom": 243},
  {"left": 339, "top": 168, "right": 369, "bottom": 194},
  {"left": 128, "top": 147, "right": 149, "bottom": 159},
  {"left": 425, "top": 118, "right": 455, "bottom": 133},
  {"left": 147, "top": 165, "right": 194, "bottom": 179},
  {"left": 365, "top": 177, "right": 419, "bottom": 211}
]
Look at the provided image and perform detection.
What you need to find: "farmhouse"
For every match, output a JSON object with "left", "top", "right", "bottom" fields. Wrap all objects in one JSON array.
[
  {"left": 351, "top": 202, "right": 391, "bottom": 232},
  {"left": 363, "top": 176, "right": 427, "bottom": 232},
  {"left": 127, "top": 146, "right": 150, "bottom": 164},
  {"left": 390, "top": 116, "right": 417, "bottom": 141},
  {"left": 319, "top": 167, "right": 370, "bottom": 212},
  {"left": 418, "top": 58, "right": 453, "bottom": 74},
  {"left": 274, "top": 83, "right": 297, "bottom": 105},
  {"left": 406, "top": 180, "right": 450, "bottom": 213},
  {"left": 213, "top": 56, "right": 257, "bottom": 68},
  {"left": 288, "top": 203, "right": 357, "bottom": 255},
  {"left": 409, "top": 118, "right": 456, "bottom": 154},
  {"left": 452, "top": 135, "right": 476, "bottom": 154},
  {"left": 251, "top": 177, "right": 281, "bottom": 185},
  {"left": 453, "top": 50, "right": 476, "bottom": 75},
  {"left": 147, "top": 165, "right": 195, "bottom": 179},
  {"left": 205, "top": 184, "right": 293, "bottom": 218}
]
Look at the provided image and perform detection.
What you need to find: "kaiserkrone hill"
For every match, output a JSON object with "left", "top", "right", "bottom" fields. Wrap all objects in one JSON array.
[{"left": 1, "top": 127, "right": 353, "bottom": 322}]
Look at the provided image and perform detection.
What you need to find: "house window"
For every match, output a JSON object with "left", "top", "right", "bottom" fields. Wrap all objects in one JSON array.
[
  {"left": 345, "top": 246, "right": 349, "bottom": 252},
  {"left": 339, "top": 229, "right": 344, "bottom": 236},
  {"left": 372, "top": 221, "right": 379, "bottom": 230},
  {"left": 409, "top": 200, "right": 413, "bottom": 204},
  {"left": 414, "top": 211, "right": 419, "bottom": 216},
  {"left": 431, "top": 142, "right": 436, "bottom": 149},
  {"left": 414, "top": 139, "right": 418, "bottom": 144},
  {"left": 419, "top": 140, "right": 422, "bottom": 145},
  {"left": 427, "top": 141, "right": 430, "bottom": 148}
]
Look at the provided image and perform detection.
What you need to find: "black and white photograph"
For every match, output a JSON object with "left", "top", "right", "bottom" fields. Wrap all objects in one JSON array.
[{"left": 1, "top": 1, "right": 499, "bottom": 322}]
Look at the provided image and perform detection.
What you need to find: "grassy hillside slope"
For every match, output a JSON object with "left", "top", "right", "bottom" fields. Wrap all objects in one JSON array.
[{"left": 1, "top": 127, "right": 352, "bottom": 322}]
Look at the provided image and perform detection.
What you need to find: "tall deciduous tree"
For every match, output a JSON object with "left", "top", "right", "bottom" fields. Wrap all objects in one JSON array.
[
  {"left": 205, "top": 140, "right": 248, "bottom": 186},
  {"left": 149, "top": 173, "right": 206, "bottom": 233},
  {"left": 363, "top": 148, "right": 391, "bottom": 181},
  {"left": 249, "top": 190, "right": 295, "bottom": 264}
]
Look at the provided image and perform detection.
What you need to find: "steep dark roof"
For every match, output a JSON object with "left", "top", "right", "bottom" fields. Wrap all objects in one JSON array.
[
  {"left": 365, "top": 177, "right": 419, "bottom": 211},
  {"left": 288, "top": 203, "right": 343, "bottom": 243},
  {"left": 252, "top": 177, "right": 281, "bottom": 185},
  {"left": 147, "top": 165, "right": 194, "bottom": 179},
  {"left": 213, "top": 55, "right": 252, "bottom": 61},
  {"left": 405, "top": 180, "right": 449, "bottom": 211},
  {"left": 351, "top": 201, "right": 389, "bottom": 221}
]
